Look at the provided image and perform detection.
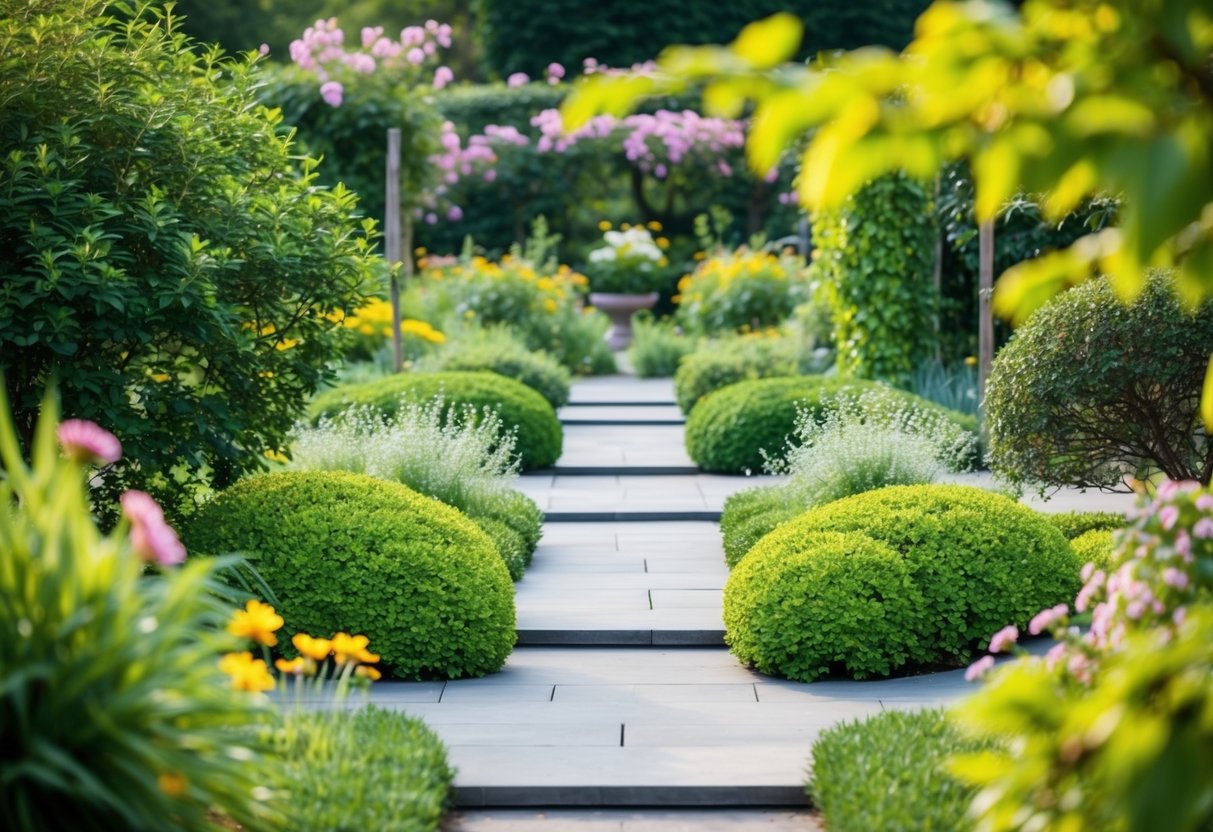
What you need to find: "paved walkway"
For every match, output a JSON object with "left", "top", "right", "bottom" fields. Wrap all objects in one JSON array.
[{"left": 362, "top": 375, "right": 1136, "bottom": 819}]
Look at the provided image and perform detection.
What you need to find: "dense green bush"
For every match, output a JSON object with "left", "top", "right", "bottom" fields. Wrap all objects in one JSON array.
[
  {"left": 310, "top": 371, "right": 563, "bottom": 469},
  {"left": 277, "top": 706, "right": 452, "bottom": 831},
  {"left": 987, "top": 274, "right": 1213, "bottom": 490},
  {"left": 474, "top": 487, "right": 546, "bottom": 554},
  {"left": 808, "top": 709, "right": 989, "bottom": 831},
  {"left": 0, "top": 0, "right": 376, "bottom": 523},
  {"left": 674, "top": 246, "right": 810, "bottom": 335},
  {"left": 1042, "top": 510, "right": 1127, "bottom": 540},
  {"left": 184, "top": 471, "right": 517, "bottom": 679},
  {"left": 469, "top": 516, "right": 531, "bottom": 580},
  {"left": 1071, "top": 529, "right": 1117, "bottom": 574},
  {"left": 684, "top": 376, "right": 976, "bottom": 475},
  {"left": 673, "top": 329, "right": 828, "bottom": 413},
  {"left": 725, "top": 531, "right": 925, "bottom": 680},
  {"left": 811, "top": 173, "right": 938, "bottom": 386},
  {"left": 628, "top": 314, "right": 698, "bottom": 378},
  {"left": 777, "top": 484, "right": 1079, "bottom": 665},
  {"left": 472, "top": 0, "right": 929, "bottom": 79},
  {"left": 418, "top": 327, "right": 571, "bottom": 408},
  {"left": 720, "top": 484, "right": 805, "bottom": 567}
]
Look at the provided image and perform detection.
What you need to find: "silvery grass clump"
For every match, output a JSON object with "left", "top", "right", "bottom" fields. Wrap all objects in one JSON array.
[
  {"left": 289, "top": 398, "right": 519, "bottom": 513},
  {"left": 766, "top": 390, "right": 979, "bottom": 506}
]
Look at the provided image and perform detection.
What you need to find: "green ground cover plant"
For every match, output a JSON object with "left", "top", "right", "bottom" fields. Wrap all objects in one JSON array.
[
  {"left": 808, "top": 709, "right": 989, "bottom": 832},
  {"left": 184, "top": 471, "right": 517, "bottom": 679},
  {"left": 310, "top": 371, "right": 562, "bottom": 470}
]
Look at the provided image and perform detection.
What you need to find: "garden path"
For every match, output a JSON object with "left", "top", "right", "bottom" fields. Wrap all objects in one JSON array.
[{"left": 363, "top": 374, "right": 1136, "bottom": 820}]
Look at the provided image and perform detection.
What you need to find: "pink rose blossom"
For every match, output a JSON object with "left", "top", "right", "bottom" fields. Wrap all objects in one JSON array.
[
  {"left": 964, "top": 655, "right": 995, "bottom": 682},
  {"left": 1195, "top": 494, "right": 1213, "bottom": 511},
  {"left": 1193, "top": 517, "right": 1213, "bottom": 539},
  {"left": 259, "top": 43, "right": 270, "bottom": 56},
  {"left": 1029, "top": 604, "right": 1069, "bottom": 636},
  {"left": 425, "top": 212, "right": 438, "bottom": 225},
  {"left": 58, "top": 419, "right": 122, "bottom": 465},
  {"left": 1044, "top": 643, "right": 1067, "bottom": 670},
  {"left": 447, "top": 205, "right": 463, "bottom": 221},
  {"left": 433, "top": 65, "right": 454, "bottom": 89},
  {"left": 406, "top": 47, "right": 425, "bottom": 65},
  {"left": 121, "top": 490, "right": 186, "bottom": 566},
  {"left": 507, "top": 72, "right": 529, "bottom": 88},
  {"left": 1162, "top": 567, "right": 1190, "bottom": 589},
  {"left": 1159, "top": 505, "right": 1180, "bottom": 530},
  {"left": 319, "top": 81, "right": 343, "bottom": 107},
  {"left": 988, "top": 625, "right": 1019, "bottom": 653}
]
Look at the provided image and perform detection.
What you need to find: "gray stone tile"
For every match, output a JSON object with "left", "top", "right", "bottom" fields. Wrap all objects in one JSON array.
[
  {"left": 441, "top": 685, "right": 555, "bottom": 703},
  {"left": 650, "top": 590, "right": 723, "bottom": 609},
  {"left": 624, "top": 722, "right": 826, "bottom": 747},
  {"left": 645, "top": 559, "right": 730, "bottom": 574},
  {"left": 436, "top": 722, "right": 622, "bottom": 747},
  {"left": 554, "top": 684, "right": 757, "bottom": 704}
]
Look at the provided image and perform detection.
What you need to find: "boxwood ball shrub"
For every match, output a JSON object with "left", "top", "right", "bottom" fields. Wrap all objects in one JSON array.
[
  {"left": 720, "top": 483, "right": 806, "bottom": 567},
  {"left": 418, "top": 329, "right": 571, "bottom": 409},
  {"left": 724, "top": 531, "right": 926, "bottom": 680},
  {"left": 771, "top": 484, "right": 1079, "bottom": 666},
  {"left": 184, "top": 471, "right": 517, "bottom": 679},
  {"left": 684, "top": 376, "right": 976, "bottom": 475},
  {"left": 310, "top": 371, "right": 562, "bottom": 470},
  {"left": 808, "top": 709, "right": 990, "bottom": 832},
  {"left": 986, "top": 274, "right": 1213, "bottom": 491},
  {"left": 1071, "top": 529, "right": 1117, "bottom": 574},
  {"left": 1043, "top": 510, "right": 1126, "bottom": 540},
  {"left": 673, "top": 331, "right": 824, "bottom": 413}
]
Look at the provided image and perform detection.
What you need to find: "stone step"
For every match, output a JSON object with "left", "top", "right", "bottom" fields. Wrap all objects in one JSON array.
[
  {"left": 558, "top": 425, "right": 694, "bottom": 469},
  {"left": 514, "top": 474, "right": 785, "bottom": 517},
  {"left": 559, "top": 404, "right": 685, "bottom": 427},
  {"left": 544, "top": 511, "right": 722, "bottom": 523}
]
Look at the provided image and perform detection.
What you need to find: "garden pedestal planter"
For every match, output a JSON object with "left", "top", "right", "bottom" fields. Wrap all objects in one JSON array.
[{"left": 589, "top": 292, "right": 659, "bottom": 350}]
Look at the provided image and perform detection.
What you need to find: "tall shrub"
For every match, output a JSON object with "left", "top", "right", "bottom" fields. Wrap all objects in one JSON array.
[
  {"left": 0, "top": 0, "right": 376, "bottom": 523},
  {"left": 811, "top": 173, "right": 939, "bottom": 386}
]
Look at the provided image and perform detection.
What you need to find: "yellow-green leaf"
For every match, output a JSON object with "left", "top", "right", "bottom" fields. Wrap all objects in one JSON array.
[
  {"left": 1203, "top": 357, "right": 1213, "bottom": 433},
  {"left": 1065, "top": 96, "right": 1157, "bottom": 138},
  {"left": 973, "top": 138, "right": 1020, "bottom": 222},
  {"left": 730, "top": 12, "right": 804, "bottom": 70}
]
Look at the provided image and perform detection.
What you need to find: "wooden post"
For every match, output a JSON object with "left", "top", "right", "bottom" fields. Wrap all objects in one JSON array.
[
  {"left": 978, "top": 219, "right": 995, "bottom": 432},
  {"left": 385, "top": 128, "right": 404, "bottom": 374}
]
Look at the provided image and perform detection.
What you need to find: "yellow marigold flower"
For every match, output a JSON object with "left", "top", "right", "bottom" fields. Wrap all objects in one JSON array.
[
  {"left": 382, "top": 326, "right": 394, "bottom": 338},
  {"left": 325, "top": 309, "right": 346, "bottom": 323},
  {"left": 543, "top": 299, "right": 558, "bottom": 313},
  {"left": 658, "top": 257, "right": 669, "bottom": 267},
  {"left": 647, "top": 220, "right": 662, "bottom": 231},
  {"left": 218, "top": 652, "right": 275, "bottom": 693},
  {"left": 536, "top": 277, "right": 554, "bottom": 291},
  {"left": 158, "top": 772, "right": 188, "bottom": 798},
  {"left": 671, "top": 294, "right": 682, "bottom": 303},
  {"left": 414, "top": 246, "right": 427, "bottom": 257},
  {"left": 275, "top": 657, "right": 307, "bottom": 675},
  {"left": 358, "top": 324, "right": 374, "bottom": 336},
  {"left": 292, "top": 633, "right": 332, "bottom": 662},
  {"left": 598, "top": 220, "right": 612, "bottom": 231},
  {"left": 677, "top": 275, "right": 692, "bottom": 292},
  {"left": 227, "top": 600, "right": 283, "bottom": 646},
  {"left": 621, "top": 222, "right": 631, "bottom": 230},
  {"left": 656, "top": 237, "right": 670, "bottom": 249},
  {"left": 355, "top": 665, "right": 382, "bottom": 681},
  {"left": 331, "top": 632, "right": 380, "bottom": 665}
]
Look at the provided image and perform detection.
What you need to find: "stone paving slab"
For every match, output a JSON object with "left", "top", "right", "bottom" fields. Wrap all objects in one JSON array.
[
  {"left": 560, "top": 404, "right": 686, "bottom": 425},
  {"left": 568, "top": 376, "right": 678, "bottom": 405},
  {"left": 446, "top": 808, "right": 822, "bottom": 831},
  {"left": 515, "top": 475, "right": 786, "bottom": 514},
  {"left": 558, "top": 425, "right": 694, "bottom": 469}
]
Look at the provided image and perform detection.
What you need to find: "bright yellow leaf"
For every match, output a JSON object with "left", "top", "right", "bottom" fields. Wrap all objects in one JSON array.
[{"left": 730, "top": 13, "right": 804, "bottom": 70}]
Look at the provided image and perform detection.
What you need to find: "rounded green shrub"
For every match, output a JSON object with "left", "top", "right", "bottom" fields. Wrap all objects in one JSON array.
[
  {"left": 419, "top": 331, "right": 571, "bottom": 409},
  {"left": 470, "top": 515, "right": 531, "bottom": 581},
  {"left": 986, "top": 274, "right": 1213, "bottom": 490},
  {"left": 685, "top": 376, "right": 976, "bottom": 474},
  {"left": 720, "top": 484, "right": 806, "bottom": 567},
  {"left": 673, "top": 334, "right": 823, "bottom": 413},
  {"left": 773, "top": 484, "right": 1079, "bottom": 665},
  {"left": 475, "top": 488, "right": 546, "bottom": 554},
  {"left": 184, "top": 471, "right": 517, "bottom": 679},
  {"left": 724, "top": 532, "right": 926, "bottom": 681},
  {"left": 1042, "top": 510, "right": 1126, "bottom": 540},
  {"left": 1071, "top": 529, "right": 1117, "bottom": 574},
  {"left": 310, "top": 371, "right": 562, "bottom": 470}
]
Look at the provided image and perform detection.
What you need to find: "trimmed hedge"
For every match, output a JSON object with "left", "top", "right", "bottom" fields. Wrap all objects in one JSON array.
[
  {"left": 725, "top": 531, "right": 925, "bottom": 680},
  {"left": 1041, "top": 510, "right": 1126, "bottom": 540},
  {"left": 724, "top": 485, "right": 1079, "bottom": 680},
  {"left": 685, "top": 376, "right": 977, "bottom": 474},
  {"left": 310, "top": 371, "right": 562, "bottom": 470},
  {"left": 278, "top": 706, "right": 453, "bottom": 831},
  {"left": 184, "top": 471, "right": 516, "bottom": 679},
  {"left": 470, "top": 515, "right": 531, "bottom": 581},
  {"left": 475, "top": 488, "right": 545, "bottom": 554},
  {"left": 1072, "top": 529, "right": 1117, "bottom": 574},
  {"left": 419, "top": 341, "right": 571, "bottom": 409},
  {"left": 673, "top": 340, "right": 817, "bottom": 413},
  {"left": 720, "top": 484, "right": 806, "bottom": 567},
  {"left": 808, "top": 709, "right": 988, "bottom": 831}
]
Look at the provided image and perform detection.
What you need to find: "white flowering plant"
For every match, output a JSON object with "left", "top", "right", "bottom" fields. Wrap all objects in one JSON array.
[{"left": 583, "top": 225, "right": 671, "bottom": 294}]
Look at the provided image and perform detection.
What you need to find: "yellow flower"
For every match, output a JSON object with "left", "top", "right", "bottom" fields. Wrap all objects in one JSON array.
[
  {"left": 330, "top": 632, "right": 380, "bottom": 665},
  {"left": 150, "top": 372, "right": 171, "bottom": 383},
  {"left": 258, "top": 371, "right": 274, "bottom": 379},
  {"left": 598, "top": 220, "right": 612, "bottom": 231},
  {"left": 414, "top": 246, "right": 427, "bottom": 257},
  {"left": 543, "top": 298, "right": 558, "bottom": 313},
  {"left": 292, "top": 633, "right": 332, "bottom": 662},
  {"left": 275, "top": 657, "right": 308, "bottom": 675},
  {"left": 621, "top": 222, "right": 631, "bottom": 230},
  {"left": 677, "top": 275, "right": 692, "bottom": 292},
  {"left": 227, "top": 600, "right": 283, "bottom": 646},
  {"left": 965, "top": 355, "right": 978, "bottom": 366},
  {"left": 647, "top": 220, "right": 663, "bottom": 231},
  {"left": 358, "top": 324, "right": 374, "bottom": 336},
  {"left": 158, "top": 772, "right": 188, "bottom": 798},
  {"left": 658, "top": 257, "right": 669, "bottom": 267},
  {"left": 693, "top": 251, "right": 706, "bottom": 261},
  {"left": 656, "top": 237, "right": 670, "bottom": 249},
  {"left": 218, "top": 652, "right": 275, "bottom": 692},
  {"left": 355, "top": 665, "right": 382, "bottom": 681},
  {"left": 264, "top": 449, "right": 288, "bottom": 464}
]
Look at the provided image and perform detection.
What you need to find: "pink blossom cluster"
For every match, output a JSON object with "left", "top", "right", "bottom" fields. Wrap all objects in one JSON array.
[
  {"left": 420, "top": 121, "right": 533, "bottom": 223},
  {"left": 966, "top": 479, "right": 1213, "bottom": 685},
  {"left": 288, "top": 17, "right": 455, "bottom": 106}
]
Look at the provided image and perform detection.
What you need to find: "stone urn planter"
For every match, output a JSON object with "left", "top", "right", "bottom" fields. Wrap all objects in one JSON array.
[{"left": 588, "top": 291, "right": 659, "bottom": 350}]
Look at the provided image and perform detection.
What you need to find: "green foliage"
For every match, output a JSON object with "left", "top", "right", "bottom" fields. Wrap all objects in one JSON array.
[
  {"left": 1071, "top": 528, "right": 1117, "bottom": 574},
  {"left": 469, "top": 515, "right": 531, "bottom": 580},
  {"left": 811, "top": 173, "right": 939, "bottom": 386},
  {"left": 184, "top": 471, "right": 517, "bottom": 679},
  {"left": 780, "top": 484, "right": 1079, "bottom": 665},
  {"left": 418, "top": 326, "right": 571, "bottom": 408},
  {"left": 987, "top": 275, "right": 1213, "bottom": 489},
  {"left": 684, "top": 376, "right": 976, "bottom": 475},
  {"left": 276, "top": 706, "right": 452, "bottom": 831},
  {"left": 435, "top": 83, "right": 568, "bottom": 136},
  {"left": 627, "top": 314, "right": 697, "bottom": 378},
  {"left": 720, "top": 483, "right": 809, "bottom": 567},
  {"left": 0, "top": 392, "right": 278, "bottom": 830},
  {"left": 724, "top": 531, "right": 926, "bottom": 680},
  {"left": 0, "top": 0, "right": 376, "bottom": 524},
  {"left": 673, "top": 329, "right": 828, "bottom": 413},
  {"left": 808, "top": 709, "right": 989, "bottom": 832},
  {"left": 310, "top": 371, "right": 563, "bottom": 469},
  {"left": 1041, "top": 511, "right": 1127, "bottom": 541},
  {"left": 909, "top": 358, "right": 980, "bottom": 418},
  {"left": 475, "top": 487, "right": 546, "bottom": 553},
  {"left": 473, "top": 0, "right": 928, "bottom": 79},
  {"left": 675, "top": 246, "right": 811, "bottom": 334}
]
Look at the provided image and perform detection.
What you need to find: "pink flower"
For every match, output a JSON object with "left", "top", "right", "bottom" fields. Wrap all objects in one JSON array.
[
  {"left": 425, "top": 212, "right": 438, "bottom": 225},
  {"left": 406, "top": 47, "right": 425, "bottom": 65},
  {"left": 1195, "top": 494, "right": 1213, "bottom": 512},
  {"left": 319, "top": 81, "right": 343, "bottom": 107},
  {"left": 507, "top": 72, "right": 529, "bottom": 88},
  {"left": 1029, "top": 604, "right": 1069, "bottom": 636},
  {"left": 1044, "top": 643, "right": 1067, "bottom": 670},
  {"left": 988, "top": 625, "right": 1019, "bottom": 653},
  {"left": 121, "top": 491, "right": 186, "bottom": 566},
  {"left": 446, "top": 205, "right": 463, "bottom": 221},
  {"left": 1193, "top": 517, "right": 1213, "bottom": 539},
  {"left": 484, "top": 169, "right": 497, "bottom": 182},
  {"left": 433, "top": 65, "right": 454, "bottom": 89},
  {"left": 58, "top": 419, "right": 122, "bottom": 465},
  {"left": 964, "top": 655, "right": 995, "bottom": 682},
  {"left": 1162, "top": 567, "right": 1190, "bottom": 590},
  {"left": 259, "top": 43, "right": 270, "bottom": 56},
  {"left": 1159, "top": 505, "right": 1180, "bottom": 530}
]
